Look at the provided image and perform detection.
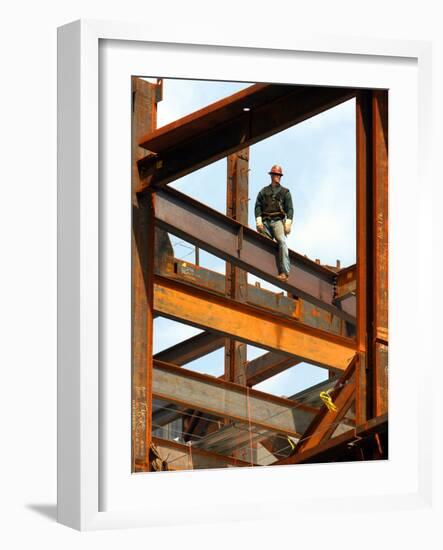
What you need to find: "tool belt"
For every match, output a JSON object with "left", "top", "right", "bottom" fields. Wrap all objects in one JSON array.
[{"left": 262, "top": 212, "right": 285, "bottom": 221}]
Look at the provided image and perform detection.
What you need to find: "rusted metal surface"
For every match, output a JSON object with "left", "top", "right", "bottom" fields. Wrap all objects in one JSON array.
[
  {"left": 355, "top": 91, "right": 371, "bottom": 426},
  {"left": 169, "top": 259, "right": 358, "bottom": 338},
  {"left": 131, "top": 79, "right": 388, "bottom": 469},
  {"left": 372, "top": 90, "right": 389, "bottom": 416},
  {"left": 192, "top": 423, "right": 272, "bottom": 458},
  {"left": 139, "top": 84, "right": 282, "bottom": 151},
  {"left": 137, "top": 84, "right": 356, "bottom": 192},
  {"left": 154, "top": 186, "right": 355, "bottom": 323},
  {"left": 153, "top": 331, "right": 225, "bottom": 365},
  {"left": 225, "top": 148, "right": 249, "bottom": 386},
  {"left": 245, "top": 352, "right": 302, "bottom": 386},
  {"left": 154, "top": 275, "right": 357, "bottom": 370},
  {"left": 131, "top": 77, "right": 160, "bottom": 471},
  {"left": 355, "top": 90, "right": 389, "bottom": 424},
  {"left": 335, "top": 265, "right": 356, "bottom": 301},
  {"left": 288, "top": 413, "right": 388, "bottom": 465},
  {"left": 277, "top": 356, "right": 357, "bottom": 462},
  {"left": 151, "top": 436, "right": 254, "bottom": 470},
  {"left": 152, "top": 360, "right": 317, "bottom": 437},
  {"left": 173, "top": 259, "right": 298, "bottom": 318}
]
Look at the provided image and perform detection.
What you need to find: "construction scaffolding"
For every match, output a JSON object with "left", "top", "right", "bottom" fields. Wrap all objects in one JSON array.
[{"left": 131, "top": 77, "right": 388, "bottom": 473}]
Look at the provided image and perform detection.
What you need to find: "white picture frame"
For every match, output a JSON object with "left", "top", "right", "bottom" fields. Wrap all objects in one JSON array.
[{"left": 57, "top": 19, "right": 434, "bottom": 531}]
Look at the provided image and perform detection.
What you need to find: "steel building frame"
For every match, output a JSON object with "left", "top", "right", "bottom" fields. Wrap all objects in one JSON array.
[{"left": 131, "top": 77, "right": 388, "bottom": 472}]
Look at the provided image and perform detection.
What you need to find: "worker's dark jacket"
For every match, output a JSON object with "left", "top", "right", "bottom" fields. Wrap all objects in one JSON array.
[{"left": 254, "top": 184, "right": 294, "bottom": 221}]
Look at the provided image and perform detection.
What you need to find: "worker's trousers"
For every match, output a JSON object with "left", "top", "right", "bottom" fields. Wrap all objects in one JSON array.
[{"left": 262, "top": 218, "right": 290, "bottom": 276}]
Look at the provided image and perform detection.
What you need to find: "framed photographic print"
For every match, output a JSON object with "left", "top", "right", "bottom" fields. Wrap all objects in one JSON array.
[{"left": 58, "top": 19, "right": 433, "bottom": 530}]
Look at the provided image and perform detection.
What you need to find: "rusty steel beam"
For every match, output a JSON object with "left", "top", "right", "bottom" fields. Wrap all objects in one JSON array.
[
  {"left": 225, "top": 148, "right": 249, "bottom": 386},
  {"left": 372, "top": 90, "right": 389, "bottom": 417},
  {"left": 277, "top": 356, "right": 357, "bottom": 463},
  {"left": 154, "top": 186, "right": 356, "bottom": 324},
  {"left": 153, "top": 331, "right": 225, "bottom": 365},
  {"left": 192, "top": 423, "right": 272, "bottom": 457},
  {"left": 152, "top": 436, "right": 254, "bottom": 470},
  {"left": 131, "top": 77, "right": 160, "bottom": 472},
  {"left": 173, "top": 259, "right": 299, "bottom": 318},
  {"left": 355, "top": 91, "right": 371, "bottom": 425},
  {"left": 152, "top": 360, "right": 317, "bottom": 437},
  {"left": 151, "top": 351, "right": 301, "bottom": 433},
  {"left": 154, "top": 275, "right": 357, "bottom": 371},
  {"left": 335, "top": 265, "right": 356, "bottom": 301},
  {"left": 172, "top": 258, "right": 355, "bottom": 336},
  {"left": 136, "top": 84, "right": 356, "bottom": 192},
  {"left": 139, "top": 84, "right": 289, "bottom": 153},
  {"left": 245, "top": 352, "right": 302, "bottom": 387},
  {"left": 275, "top": 414, "right": 388, "bottom": 465},
  {"left": 355, "top": 90, "right": 389, "bottom": 424}
]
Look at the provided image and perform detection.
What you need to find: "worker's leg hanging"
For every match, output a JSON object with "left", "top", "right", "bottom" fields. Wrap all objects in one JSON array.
[{"left": 272, "top": 220, "right": 290, "bottom": 276}]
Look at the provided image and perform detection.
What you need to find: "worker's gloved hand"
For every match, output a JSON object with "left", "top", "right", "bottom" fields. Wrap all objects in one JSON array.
[
  {"left": 256, "top": 216, "right": 264, "bottom": 233},
  {"left": 284, "top": 219, "right": 292, "bottom": 235}
]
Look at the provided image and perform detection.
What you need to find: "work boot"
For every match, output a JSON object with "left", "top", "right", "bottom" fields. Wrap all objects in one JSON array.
[{"left": 277, "top": 273, "right": 288, "bottom": 281}]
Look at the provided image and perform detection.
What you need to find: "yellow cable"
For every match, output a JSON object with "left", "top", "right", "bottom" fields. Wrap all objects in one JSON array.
[{"left": 319, "top": 390, "right": 338, "bottom": 412}]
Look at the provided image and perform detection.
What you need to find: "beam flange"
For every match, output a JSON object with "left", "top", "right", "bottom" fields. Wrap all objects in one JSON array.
[
  {"left": 153, "top": 360, "right": 318, "bottom": 437},
  {"left": 154, "top": 275, "right": 356, "bottom": 371},
  {"left": 137, "top": 84, "right": 356, "bottom": 192},
  {"left": 154, "top": 186, "right": 355, "bottom": 324},
  {"left": 154, "top": 331, "right": 225, "bottom": 365},
  {"left": 152, "top": 436, "right": 254, "bottom": 469}
]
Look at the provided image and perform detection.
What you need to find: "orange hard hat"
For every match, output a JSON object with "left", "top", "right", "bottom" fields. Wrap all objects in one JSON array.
[{"left": 269, "top": 164, "right": 283, "bottom": 176}]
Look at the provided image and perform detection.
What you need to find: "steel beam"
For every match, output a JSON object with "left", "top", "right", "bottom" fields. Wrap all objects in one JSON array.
[
  {"left": 335, "top": 265, "right": 356, "bottom": 301},
  {"left": 245, "top": 352, "right": 302, "bottom": 386},
  {"left": 225, "top": 148, "right": 249, "bottom": 386},
  {"left": 151, "top": 436, "right": 254, "bottom": 470},
  {"left": 355, "top": 91, "right": 371, "bottom": 425},
  {"left": 152, "top": 360, "right": 317, "bottom": 437},
  {"left": 154, "top": 275, "right": 357, "bottom": 370},
  {"left": 275, "top": 414, "right": 388, "bottom": 465},
  {"left": 372, "top": 90, "right": 389, "bottom": 416},
  {"left": 355, "top": 90, "right": 389, "bottom": 423},
  {"left": 131, "top": 77, "right": 160, "bottom": 472},
  {"left": 154, "top": 186, "right": 355, "bottom": 324},
  {"left": 154, "top": 331, "right": 225, "bottom": 365},
  {"left": 173, "top": 258, "right": 299, "bottom": 318},
  {"left": 171, "top": 258, "right": 354, "bottom": 336},
  {"left": 137, "top": 84, "right": 356, "bottom": 192},
  {"left": 277, "top": 356, "right": 357, "bottom": 463}
]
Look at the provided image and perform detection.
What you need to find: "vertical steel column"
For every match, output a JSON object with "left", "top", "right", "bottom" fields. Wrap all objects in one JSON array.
[
  {"left": 356, "top": 90, "right": 389, "bottom": 424},
  {"left": 225, "top": 148, "right": 251, "bottom": 463},
  {"left": 131, "top": 77, "right": 161, "bottom": 472},
  {"left": 355, "top": 91, "right": 372, "bottom": 425},
  {"left": 372, "top": 91, "right": 389, "bottom": 417},
  {"left": 225, "top": 148, "right": 249, "bottom": 386}
]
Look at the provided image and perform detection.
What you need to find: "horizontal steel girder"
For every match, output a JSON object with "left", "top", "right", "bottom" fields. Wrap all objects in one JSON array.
[
  {"left": 153, "top": 331, "right": 225, "bottom": 365},
  {"left": 170, "top": 259, "right": 352, "bottom": 335},
  {"left": 137, "top": 84, "right": 356, "bottom": 192},
  {"left": 152, "top": 436, "right": 254, "bottom": 469},
  {"left": 154, "top": 275, "right": 356, "bottom": 371},
  {"left": 154, "top": 187, "right": 356, "bottom": 324},
  {"left": 153, "top": 360, "right": 318, "bottom": 437},
  {"left": 246, "top": 352, "right": 301, "bottom": 386}
]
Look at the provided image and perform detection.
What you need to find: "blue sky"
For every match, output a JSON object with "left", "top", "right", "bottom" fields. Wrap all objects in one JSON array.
[{"left": 147, "top": 77, "right": 356, "bottom": 397}]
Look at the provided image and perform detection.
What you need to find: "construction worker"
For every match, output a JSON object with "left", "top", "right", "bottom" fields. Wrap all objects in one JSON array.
[{"left": 255, "top": 165, "right": 293, "bottom": 281}]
